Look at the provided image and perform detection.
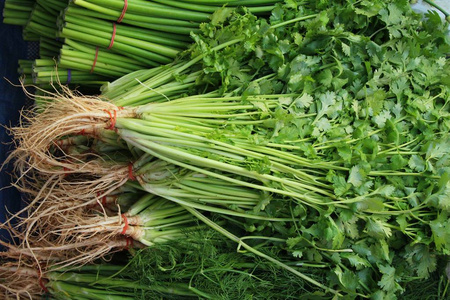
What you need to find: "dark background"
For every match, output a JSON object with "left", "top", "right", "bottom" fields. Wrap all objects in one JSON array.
[{"left": 0, "top": 0, "right": 35, "bottom": 246}]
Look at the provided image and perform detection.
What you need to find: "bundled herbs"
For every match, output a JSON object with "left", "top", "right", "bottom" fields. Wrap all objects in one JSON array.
[
  {"left": 2, "top": 0, "right": 450, "bottom": 299},
  {"left": 2, "top": 0, "right": 35, "bottom": 26},
  {"left": 0, "top": 230, "right": 326, "bottom": 299}
]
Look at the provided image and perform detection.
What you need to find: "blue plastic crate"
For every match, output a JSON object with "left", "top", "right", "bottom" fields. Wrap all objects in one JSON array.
[{"left": 0, "top": 0, "right": 36, "bottom": 246}]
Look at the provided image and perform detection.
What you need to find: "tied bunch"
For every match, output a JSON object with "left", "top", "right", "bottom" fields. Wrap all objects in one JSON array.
[{"left": 1, "top": 0, "right": 450, "bottom": 299}]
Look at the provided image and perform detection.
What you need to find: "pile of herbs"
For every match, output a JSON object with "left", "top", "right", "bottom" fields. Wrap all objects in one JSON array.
[
  {"left": 1, "top": 0, "right": 449, "bottom": 299},
  {"left": 170, "top": 0, "right": 450, "bottom": 298}
]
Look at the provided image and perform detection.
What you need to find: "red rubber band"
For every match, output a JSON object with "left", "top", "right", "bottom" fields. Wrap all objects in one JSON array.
[
  {"left": 104, "top": 110, "right": 117, "bottom": 130},
  {"left": 108, "top": 23, "right": 117, "bottom": 50},
  {"left": 37, "top": 268, "right": 49, "bottom": 293},
  {"left": 125, "top": 236, "right": 133, "bottom": 250},
  {"left": 128, "top": 163, "right": 136, "bottom": 181},
  {"left": 63, "top": 166, "right": 70, "bottom": 177},
  {"left": 39, "top": 277, "right": 49, "bottom": 293},
  {"left": 79, "top": 129, "right": 86, "bottom": 136},
  {"left": 90, "top": 46, "right": 99, "bottom": 73},
  {"left": 117, "top": 0, "right": 128, "bottom": 23},
  {"left": 121, "top": 214, "right": 129, "bottom": 235}
]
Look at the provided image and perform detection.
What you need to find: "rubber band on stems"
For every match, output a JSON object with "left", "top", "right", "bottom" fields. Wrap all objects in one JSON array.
[
  {"left": 38, "top": 269, "right": 49, "bottom": 293},
  {"left": 39, "top": 278, "right": 49, "bottom": 294},
  {"left": 117, "top": 0, "right": 128, "bottom": 23},
  {"left": 128, "top": 163, "right": 136, "bottom": 181},
  {"left": 67, "top": 69, "right": 72, "bottom": 84},
  {"left": 90, "top": 47, "right": 99, "bottom": 73},
  {"left": 108, "top": 23, "right": 117, "bottom": 50},
  {"left": 63, "top": 166, "right": 71, "bottom": 177},
  {"left": 121, "top": 214, "right": 129, "bottom": 235},
  {"left": 104, "top": 109, "right": 117, "bottom": 130},
  {"left": 125, "top": 236, "right": 133, "bottom": 250}
]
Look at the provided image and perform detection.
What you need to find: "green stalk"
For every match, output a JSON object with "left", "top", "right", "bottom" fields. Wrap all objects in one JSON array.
[
  {"left": 62, "top": 22, "right": 177, "bottom": 61},
  {"left": 122, "top": 132, "right": 328, "bottom": 209},
  {"left": 59, "top": 27, "right": 159, "bottom": 66},
  {"left": 62, "top": 14, "right": 184, "bottom": 54},
  {"left": 49, "top": 281, "right": 135, "bottom": 300},
  {"left": 64, "top": 4, "right": 198, "bottom": 38},
  {"left": 74, "top": 0, "right": 210, "bottom": 22},
  {"left": 151, "top": 0, "right": 279, "bottom": 13}
]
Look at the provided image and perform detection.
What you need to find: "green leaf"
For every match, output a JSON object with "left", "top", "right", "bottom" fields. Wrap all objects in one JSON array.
[
  {"left": 316, "top": 118, "right": 332, "bottom": 132},
  {"left": 405, "top": 244, "right": 437, "bottom": 278},
  {"left": 426, "top": 140, "right": 449, "bottom": 160},
  {"left": 343, "top": 253, "right": 371, "bottom": 270},
  {"left": 358, "top": 197, "right": 385, "bottom": 212},
  {"left": 209, "top": 7, "right": 234, "bottom": 25},
  {"left": 355, "top": 0, "right": 384, "bottom": 17},
  {"left": 390, "top": 154, "right": 408, "bottom": 170},
  {"left": 408, "top": 155, "right": 425, "bottom": 172},
  {"left": 365, "top": 218, "right": 392, "bottom": 238},
  {"left": 337, "top": 145, "right": 352, "bottom": 162},
  {"left": 429, "top": 213, "right": 450, "bottom": 254},
  {"left": 294, "top": 93, "right": 314, "bottom": 108},
  {"left": 348, "top": 165, "right": 364, "bottom": 187},
  {"left": 396, "top": 215, "right": 408, "bottom": 233},
  {"left": 378, "top": 264, "right": 399, "bottom": 292},
  {"left": 373, "top": 110, "right": 391, "bottom": 128},
  {"left": 341, "top": 42, "right": 351, "bottom": 56},
  {"left": 377, "top": 185, "right": 396, "bottom": 197},
  {"left": 292, "top": 250, "right": 303, "bottom": 258},
  {"left": 334, "top": 265, "right": 359, "bottom": 291},
  {"left": 391, "top": 77, "right": 408, "bottom": 100},
  {"left": 318, "top": 69, "right": 333, "bottom": 87},
  {"left": 367, "top": 89, "right": 386, "bottom": 115}
]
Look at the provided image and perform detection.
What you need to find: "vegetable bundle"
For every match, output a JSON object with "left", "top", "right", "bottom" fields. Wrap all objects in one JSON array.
[{"left": 2, "top": 0, "right": 450, "bottom": 299}]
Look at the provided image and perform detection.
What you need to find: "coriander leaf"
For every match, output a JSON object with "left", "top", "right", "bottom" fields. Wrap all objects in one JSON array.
[
  {"left": 376, "top": 185, "right": 396, "bottom": 197},
  {"left": 348, "top": 165, "right": 364, "bottom": 187},
  {"left": 343, "top": 253, "right": 371, "bottom": 270},
  {"left": 365, "top": 217, "right": 392, "bottom": 238},
  {"left": 429, "top": 213, "right": 450, "bottom": 254},
  {"left": 316, "top": 118, "right": 332, "bottom": 132},
  {"left": 378, "top": 264, "right": 400, "bottom": 292},
  {"left": 405, "top": 244, "right": 437, "bottom": 278},
  {"left": 373, "top": 110, "right": 391, "bottom": 128},
  {"left": 294, "top": 93, "right": 313, "bottom": 108},
  {"left": 334, "top": 265, "right": 359, "bottom": 292},
  {"left": 408, "top": 155, "right": 425, "bottom": 172}
]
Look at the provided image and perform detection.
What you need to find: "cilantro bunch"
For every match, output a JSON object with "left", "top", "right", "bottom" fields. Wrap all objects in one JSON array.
[
  {"left": 4, "top": 0, "right": 449, "bottom": 299},
  {"left": 179, "top": 1, "right": 450, "bottom": 298}
]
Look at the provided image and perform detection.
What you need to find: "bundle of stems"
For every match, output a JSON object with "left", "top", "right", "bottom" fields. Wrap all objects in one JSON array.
[
  {"left": 58, "top": 10, "right": 184, "bottom": 67},
  {"left": 101, "top": 65, "right": 208, "bottom": 107},
  {"left": 18, "top": 59, "right": 34, "bottom": 85},
  {"left": 1, "top": 178, "right": 203, "bottom": 270},
  {"left": 59, "top": 39, "right": 149, "bottom": 78},
  {"left": 7, "top": 79, "right": 449, "bottom": 296},
  {"left": 32, "top": 58, "right": 110, "bottom": 86},
  {"left": 72, "top": 0, "right": 282, "bottom": 33},
  {"left": 2, "top": 0, "right": 35, "bottom": 26},
  {"left": 39, "top": 37, "right": 63, "bottom": 58},
  {"left": 0, "top": 229, "right": 333, "bottom": 299},
  {"left": 3, "top": 1, "right": 450, "bottom": 298},
  {"left": 23, "top": 0, "right": 68, "bottom": 40}
]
